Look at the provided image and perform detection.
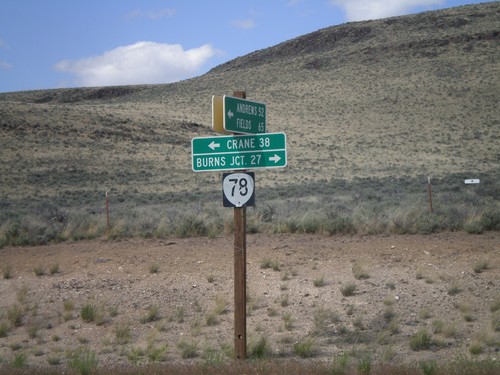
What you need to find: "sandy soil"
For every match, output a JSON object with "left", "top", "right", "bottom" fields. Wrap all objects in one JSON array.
[{"left": 0, "top": 232, "right": 499, "bottom": 370}]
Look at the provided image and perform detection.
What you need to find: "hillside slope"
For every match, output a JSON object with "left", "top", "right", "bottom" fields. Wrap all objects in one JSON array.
[{"left": 0, "top": 2, "right": 498, "bottom": 209}]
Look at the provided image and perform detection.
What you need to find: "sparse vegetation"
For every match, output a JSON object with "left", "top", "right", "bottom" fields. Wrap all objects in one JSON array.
[
  {"left": 260, "top": 258, "right": 280, "bottom": 271},
  {"left": 352, "top": 262, "right": 370, "bottom": 280},
  {"left": 140, "top": 305, "right": 160, "bottom": 324},
  {"left": 149, "top": 263, "right": 159, "bottom": 274},
  {"left": 212, "top": 295, "right": 228, "bottom": 316},
  {"left": 340, "top": 283, "right": 357, "bottom": 297},
  {"left": 282, "top": 312, "right": 294, "bottom": 331},
  {"left": 469, "top": 341, "right": 484, "bottom": 355},
  {"left": 67, "top": 346, "right": 98, "bottom": 375},
  {"left": 81, "top": 302, "right": 98, "bottom": 323},
  {"left": 248, "top": 336, "right": 271, "bottom": 359},
  {"left": 7, "top": 304, "right": 24, "bottom": 327},
  {"left": 410, "top": 329, "right": 432, "bottom": 351},
  {"left": 177, "top": 340, "right": 198, "bottom": 359},
  {"left": 3, "top": 265, "right": 12, "bottom": 279},
  {"left": 313, "top": 276, "right": 327, "bottom": 287},
  {"left": 12, "top": 352, "right": 28, "bottom": 368},
  {"left": 33, "top": 266, "right": 44, "bottom": 277},
  {"left": 114, "top": 323, "right": 131, "bottom": 344},
  {"left": 49, "top": 263, "right": 60, "bottom": 275},
  {"left": 0, "top": 320, "right": 10, "bottom": 338},
  {"left": 447, "top": 282, "right": 462, "bottom": 296},
  {"left": 474, "top": 260, "right": 489, "bottom": 274},
  {"left": 0, "top": 3, "right": 499, "bottom": 374},
  {"left": 293, "top": 336, "right": 317, "bottom": 358}
]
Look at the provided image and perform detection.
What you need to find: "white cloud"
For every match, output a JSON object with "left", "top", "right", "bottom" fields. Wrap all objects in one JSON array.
[
  {"left": 330, "top": 0, "right": 445, "bottom": 21},
  {"left": 54, "top": 42, "right": 216, "bottom": 87},
  {"left": 125, "top": 8, "right": 176, "bottom": 20},
  {"left": 231, "top": 19, "right": 256, "bottom": 29}
]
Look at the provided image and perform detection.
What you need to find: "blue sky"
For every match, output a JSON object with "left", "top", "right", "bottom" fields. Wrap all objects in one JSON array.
[{"left": 0, "top": 0, "right": 495, "bottom": 93}]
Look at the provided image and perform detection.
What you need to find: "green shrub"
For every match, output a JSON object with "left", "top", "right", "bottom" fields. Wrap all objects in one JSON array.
[
  {"left": 114, "top": 323, "right": 131, "bottom": 344},
  {"left": 175, "top": 216, "right": 207, "bottom": 238},
  {"left": 67, "top": 346, "right": 98, "bottom": 375},
  {"left": 469, "top": 341, "right": 484, "bottom": 355},
  {"left": 149, "top": 263, "right": 160, "bottom": 274},
  {"left": 340, "top": 282, "right": 357, "bottom": 297},
  {"left": 410, "top": 329, "right": 432, "bottom": 351},
  {"left": 313, "top": 276, "right": 327, "bottom": 287},
  {"left": 47, "top": 356, "right": 61, "bottom": 365},
  {"left": 324, "top": 214, "right": 356, "bottom": 235},
  {"left": 249, "top": 336, "right": 271, "bottom": 359},
  {"left": 492, "top": 311, "right": 500, "bottom": 332},
  {"left": 420, "top": 360, "right": 438, "bottom": 375},
  {"left": 293, "top": 336, "right": 317, "bottom": 358},
  {"left": 178, "top": 340, "right": 198, "bottom": 359},
  {"left": 0, "top": 320, "right": 10, "bottom": 337},
  {"left": 140, "top": 305, "right": 160, "bottom": 323},
  {"left": 12, "top": 352, "right": 28, "bottom": 368},
  {"left": 474, "top": 260, "right": 489, "bottom": 273},
  {"left": 447, "top": 282, "right": 462, "bottom": 295},
  {"left": 7, "top": 304, "right": 24, "bottom": 327},
  {"left": 33, "top": 266, "right": 44, "bottom": 277},
  {"left": 81, "top": 302, "right": 97, "bottom": 323},
  {"left": 357, "top": 354, "right": 372, "bottom": 375},
  {"left": 479, "top": 210, "right": 500, "bottom": 231},
  {"left": 282, "top": 312, "right": 294, "bottom": 330},
  {"left": 490, "top": 295, "right": 500, "bottom": 313},
  {"left": 352, "top": 262, "right": 370, "bottom": 280},
  {"left": 206, "top": 313, "right": 218, "bottom": 326},
  {"left": 147, "top": 344, "right": 168, "bottom": 362},
  {"left": 313, "top": 308, "right": 339, "bottom": 334}
]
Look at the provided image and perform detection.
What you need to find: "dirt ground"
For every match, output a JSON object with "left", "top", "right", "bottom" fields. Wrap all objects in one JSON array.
[{"left": 0, "top": 232, "right": 499, "bottom": 370}]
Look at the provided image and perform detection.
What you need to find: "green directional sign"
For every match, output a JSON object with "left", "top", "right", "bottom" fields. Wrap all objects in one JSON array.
[
  {"left": 223, "top": 95, "right": 266, "bottom": 134},
  {"left": 192, "top": 132, "right": 286, "bottom": 172}
]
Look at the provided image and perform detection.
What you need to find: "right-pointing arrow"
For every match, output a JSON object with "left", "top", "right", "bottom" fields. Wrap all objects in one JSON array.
[{"left": 269, "top": 154, "right": 281, "bottom": 163}]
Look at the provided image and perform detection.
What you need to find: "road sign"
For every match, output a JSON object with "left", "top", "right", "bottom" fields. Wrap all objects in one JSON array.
[
  {"left": 223, "top": 172, "right": 255, "bottom": 207},
  {"left": 223, "top": 95, "right": 266, "bottom": 134},
  {"left": 191, "top": 132, "right": 287, "bottom": 172}
]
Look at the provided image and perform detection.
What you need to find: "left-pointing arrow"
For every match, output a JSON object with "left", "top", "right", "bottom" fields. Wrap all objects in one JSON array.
[
  {"left": 208, "top": 141, "right": 220, "bottom": 151},
  {"left": 227, "top": 109, "right": 234, "bottom": 119},
  {"left": 269, "top": 154, "right": 281, "bottom": 163}
]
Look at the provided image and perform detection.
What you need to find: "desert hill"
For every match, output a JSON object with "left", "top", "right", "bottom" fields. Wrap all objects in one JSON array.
[{"left": 0, "top": 2, "right": 498, "bottom": 243}]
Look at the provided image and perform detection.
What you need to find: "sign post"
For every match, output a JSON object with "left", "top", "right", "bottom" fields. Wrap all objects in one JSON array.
[
  {"left": 193, "top": 91, "right": 286, "bottom": 360},
  {"left": 232, "top": 91, "right": 247, "bottom": 360}
]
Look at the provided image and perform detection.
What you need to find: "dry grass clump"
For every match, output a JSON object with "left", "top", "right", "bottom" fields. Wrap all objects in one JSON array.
[
  {"left": 474, "top": 260, "right": 489, "bottom": 273},
  {"left": 340, "top": 282, "right": 357, "bottom": 297},
  {"left": 352, "top": 262, "right": 370, "bottom": 280}
]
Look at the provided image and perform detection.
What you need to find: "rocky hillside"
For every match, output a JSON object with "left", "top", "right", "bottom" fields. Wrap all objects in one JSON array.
[{"left": 0, "top": 2, "right": 498, "bottom": 206}]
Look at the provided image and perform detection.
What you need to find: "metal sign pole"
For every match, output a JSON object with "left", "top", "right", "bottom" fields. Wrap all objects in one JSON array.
[{"left": 233, "top": 90, "right": 247, "bottom": 360}]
